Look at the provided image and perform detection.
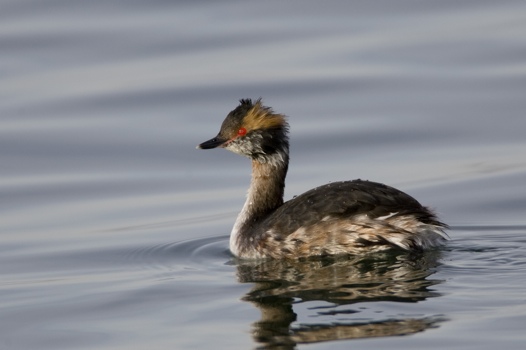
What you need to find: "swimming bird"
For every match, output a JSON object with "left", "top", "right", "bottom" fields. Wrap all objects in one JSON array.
[{"left": 197, "top": 98, "right": 448, "bottom": 259}]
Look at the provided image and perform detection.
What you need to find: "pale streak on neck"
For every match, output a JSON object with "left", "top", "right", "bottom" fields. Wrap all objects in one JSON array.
[{"left": 230, "top": 151, "right": 288, "bottom": 257}]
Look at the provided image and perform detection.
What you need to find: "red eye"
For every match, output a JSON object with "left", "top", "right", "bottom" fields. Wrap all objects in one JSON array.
[{"left": 238, "top": 127, "right": 247, "bottom": 136}]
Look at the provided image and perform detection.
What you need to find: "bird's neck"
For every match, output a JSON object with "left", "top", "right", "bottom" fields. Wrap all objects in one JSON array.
[
  {"left": 230, "top": 150, "right": 289, "bottom": 254},
  {"left": 247, "top": 153, "right": 289, "bottom": 220}
]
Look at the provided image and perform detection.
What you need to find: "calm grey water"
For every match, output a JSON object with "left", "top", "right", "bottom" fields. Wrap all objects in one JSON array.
[{"left": 1, "top": 1, "right": 526, "bottom": 349}]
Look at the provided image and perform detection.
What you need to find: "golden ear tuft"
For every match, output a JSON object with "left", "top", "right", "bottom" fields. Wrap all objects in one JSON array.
[{"left": 243, "top": 99, "right": 287, "bottom": 131}]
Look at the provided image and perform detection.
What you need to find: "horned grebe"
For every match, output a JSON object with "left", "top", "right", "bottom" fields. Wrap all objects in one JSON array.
[{"left": 197, "top": 99, "right": 448, "bottom": 259}]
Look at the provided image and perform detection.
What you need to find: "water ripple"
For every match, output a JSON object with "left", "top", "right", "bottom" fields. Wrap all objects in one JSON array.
[{"left": 125, "top": 235, "right": 231, "bottom": 273}]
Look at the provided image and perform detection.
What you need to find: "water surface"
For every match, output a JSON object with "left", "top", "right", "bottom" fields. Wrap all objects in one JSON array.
[{"left": 1, "top": 1, "right": 526, "bottom": 349}]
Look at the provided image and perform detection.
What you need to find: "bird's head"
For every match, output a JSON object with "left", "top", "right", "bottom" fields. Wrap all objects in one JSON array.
[{"left": 197, "top": 98, "right": 289, "bottom": 163}]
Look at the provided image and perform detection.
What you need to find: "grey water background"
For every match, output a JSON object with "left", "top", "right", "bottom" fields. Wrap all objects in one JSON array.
[{"left": 2, "top": 0, "right": 526, "bottom": 349}]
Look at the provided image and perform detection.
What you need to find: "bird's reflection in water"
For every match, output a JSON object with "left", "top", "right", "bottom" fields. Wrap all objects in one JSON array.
[{"left": 234, "top": 251, "right": 446, "bottom": 349}]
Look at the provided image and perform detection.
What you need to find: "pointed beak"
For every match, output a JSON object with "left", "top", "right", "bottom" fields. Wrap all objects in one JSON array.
[{"left": 196, "top": 135, "right": 227, "bottom": 149}]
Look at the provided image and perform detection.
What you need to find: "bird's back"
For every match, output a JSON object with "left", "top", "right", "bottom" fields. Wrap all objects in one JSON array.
[{"left": 243, "top": 180, "right": 447, "bottom": 258}]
